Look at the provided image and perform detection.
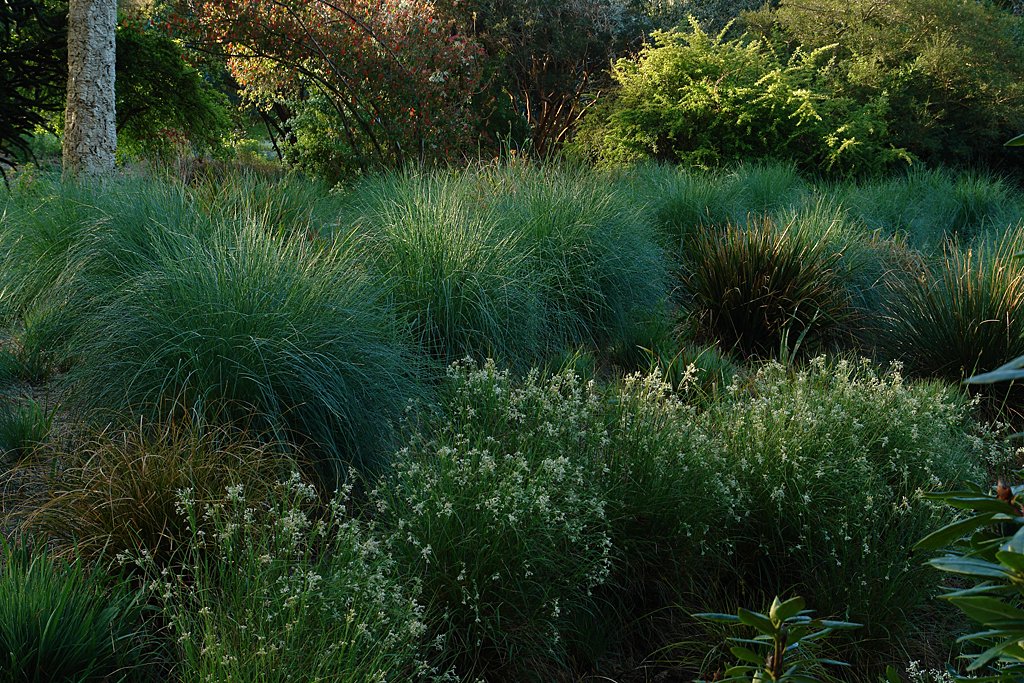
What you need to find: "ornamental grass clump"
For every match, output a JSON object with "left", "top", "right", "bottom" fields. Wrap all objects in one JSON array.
[
  {"left": 683, "top": 216, "right": 855, "bottom": 358},
  {"left": 12, "top": 422, "right": 288, "bottom": 564},
  {"left": 706, "top": 357, "right": 998, "bottom": 664},
  {"left": 0, "top": 541, "right": 156, "bottom": 683},
  {"left": 65, "top": 221, "right": 418, "bottom": 482},
  {"left": 882, "top": 228, "right": 1024, "bottom": 381},
  {"left": 375, "top": 360, "right": 614, "bottom": 680},
  {"left": 836, "top": 167, "right": 1019, "bottom": 251},
  {"left": 0, "top": 176, "right": 196, "bottom": 340},
  {"left": 145, "top": 475, "right": 431, "bottom": 682},
  {"left": 344, "top": 172, "right": 544, "bottom": 367},
  {"left": 344, "top": 165, "right": 668, "bottom": 368},
  {"left": 492, "top": 165, "right": 668, "bottom": 353}
]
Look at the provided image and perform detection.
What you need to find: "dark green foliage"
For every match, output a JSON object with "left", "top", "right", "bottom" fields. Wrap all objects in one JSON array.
[
  {"left": 917, "top": 478, "right": 1024, "bottom": 681},
  {"left": 0, "top": 0, "right": 64, "bottom": 175},
  {"left": 745, "top": 0, "right": 1024, "bottom": 168},
  {"left": 0, "top": 542, "right": 153, "bottom": 682},
  {"left": 571, "top": 21, "right": 907, "bottom": 176},
  {"left": 116, "top": 26, "right": 233, "bottom": 159},
  {"left": 882, "top": 230, "right": 1024, "bottom": 381},
  {"left": 683, "top": 217, "right": 855, "bottom": 358},
  {"left": 0, "top": 398, "right": 51, "bottom": 462},
  {"left": 697, "top": 596, "right": 859, "bottom": 683}
]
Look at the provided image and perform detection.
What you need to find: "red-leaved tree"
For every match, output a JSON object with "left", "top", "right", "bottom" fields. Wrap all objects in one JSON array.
[{"left": 177, "top": 0, "right": 483, "bottom": 175}]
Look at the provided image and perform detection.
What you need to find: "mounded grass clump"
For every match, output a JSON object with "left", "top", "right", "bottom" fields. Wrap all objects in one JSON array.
[
  {"left": 345, "top": 165, "right": 668, "bottom": 368},
  {"left": 0, "top": 541, "right": 155, "bottom": 683},
  {"left": 882, "top": 228, "right": 1024, "bottom": 381},
  {"left": 683, "top": 216, "right": 855, "bottom": 357},
  {"left": 835, "top": 167, "right": 1021, "bottom": 251},
  {"left": 494, "top": 165, "right": 668, "bottom": 352},
  {"left": 342, "top": 172, "right": 544, "bottom": 366},
  {"left": 65, "top": 222, "right": 420, "bottom": 481},
  {"left": 0, "top": 177, "right": 197, "bottom": 332},
  {"left": 13, "top": 423, "right": 288, "bottom": 564}
]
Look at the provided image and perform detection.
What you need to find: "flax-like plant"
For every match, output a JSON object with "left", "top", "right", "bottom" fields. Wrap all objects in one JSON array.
[
  {"left": 684, "top": 216, "right": 854, "bottom": 357},
  {"left": 883, "top": 228, "right": 1024, "bottom": 381}
]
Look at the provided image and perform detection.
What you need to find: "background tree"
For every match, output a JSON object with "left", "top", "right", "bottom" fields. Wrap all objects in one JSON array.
[
  {"left": 0, "top": 0, "right": 66, "bottom": 179},
  {"left": 178, "top": 0, "right": 483, "bottom": 180}
]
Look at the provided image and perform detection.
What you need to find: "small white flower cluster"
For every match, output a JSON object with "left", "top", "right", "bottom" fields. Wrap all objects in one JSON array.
[
  {"left": 381, "top": 360, "right": 615, "bottom": 670},
  {"left": 138, "top": 475, "right": 431, "bottom": 681}
]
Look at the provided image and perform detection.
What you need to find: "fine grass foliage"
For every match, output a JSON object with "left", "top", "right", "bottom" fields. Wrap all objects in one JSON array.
[
  {"left": 14, "top": 423, "right": 291, "bottom": 564},
  {"left": 834, "top": 168, "right": 1021, "bottom": 251},
  {"left": 343, "top": 171, "right": 544, "bottom": 366},
  {"left": 0, "top": 398, "right": 52, "bottom": 463},
  {"left": 345, "top": 165, "right": 668, "bottom": 368},
  {"left": 492, "top": 165, "right": 668, "bottom": 354},
  {"left": 65, "top": 222, "right": 420, "bottom": 481},
  {"left": 0, "top": 541, "right": 155, "bottom": 683}
]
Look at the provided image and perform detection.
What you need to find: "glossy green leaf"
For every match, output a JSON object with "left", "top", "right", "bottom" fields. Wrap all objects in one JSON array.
[
  {"left": 930, "top": 556, "right": 1012, "bottom": 579},
  {"left": 737, "top": 607, "right": 776, "bottom": 634},
  {"left": 915, "top": 513, "right": 999, "bottom": 551},
  {"left": 769, "top": 596, "right": 805, "bottom": 623}
]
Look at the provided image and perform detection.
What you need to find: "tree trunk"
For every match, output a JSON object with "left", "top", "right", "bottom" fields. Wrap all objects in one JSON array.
[{"left": 62, "top": 0, "right": 116, "bottom": 177}]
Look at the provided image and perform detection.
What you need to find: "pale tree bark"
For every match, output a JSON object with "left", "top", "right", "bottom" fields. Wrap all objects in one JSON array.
[{"left": 62, "top": 0, "right": 117, "bottom": 177}]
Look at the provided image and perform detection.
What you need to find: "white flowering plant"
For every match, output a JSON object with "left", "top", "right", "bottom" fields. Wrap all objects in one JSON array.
[
  {"left": 373, "top": 360, "right": 614, "bottom": 680},
  {"left": 141, "top": 474, "right": 437, "bottom": 683},
  {"left": 704, "top": 357, "right": 1003, "bottom": 663}
]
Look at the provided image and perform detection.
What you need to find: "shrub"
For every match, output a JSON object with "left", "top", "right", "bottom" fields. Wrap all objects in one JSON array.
[
  {"left": 375, "top": 361, "right": 613, "bottom": 680},
  {"left": 13, "top": 423, "right": 288, "bottom": 564},
  {"left": 570, "top": 20, "right": 907, "bottom": 176},
  {"left": 144, "top": 475, "right": 431, "bottom": 683},
  {"left": 184, "top": 0, "right": 483, "bottom": 178},
  {"left": 682, "top": 216, "right": 855, "bottom": 358},
  {"left": 64, "top": 221, "right": 420, "bottom": 481},
  {"left": 0, "top": 541, "right": 154, "bottom": 683},
  {"left": 882, "top": 229, "right": 1024, "bottom": 381},
  {"left": 745, "top": 0, "right": 1024, "bottom": 168}
]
